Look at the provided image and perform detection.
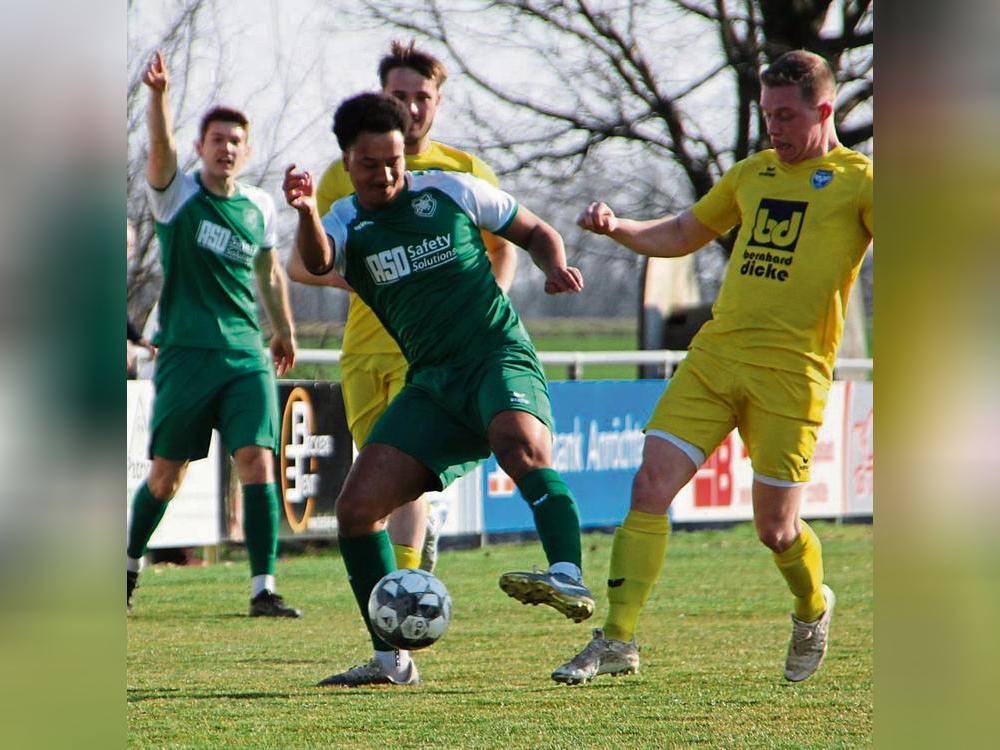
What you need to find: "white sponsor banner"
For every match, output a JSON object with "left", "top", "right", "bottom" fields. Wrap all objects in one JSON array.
[
  {"left": 844, "top": 381, "right": 874, "bottom": 515},
  {"left": 126, "top": 380, "right": 222, "bottom": 548},
  {"left": 670, "top": 382, "right": 855, "bottom": 523}
]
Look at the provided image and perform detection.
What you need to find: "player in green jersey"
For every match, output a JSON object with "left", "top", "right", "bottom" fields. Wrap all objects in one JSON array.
[
  {"left": 283, "top": 93, "right": 592, "bottom": 686},
  {"left": 127, "top": 51, "right": 301, "bottom": 618}
]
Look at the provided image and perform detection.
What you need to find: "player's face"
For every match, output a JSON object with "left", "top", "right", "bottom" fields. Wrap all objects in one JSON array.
[
  {"left": 344, "top": 130, "right": 406, "bottom": 210},
  {"left": 760, "top": 85, "right": 831, "bottom": 164},
  {"left": 196, "top": 121, "right": 250, "bottom": 180},
  {"left": 384, "top": 67, "right": 441, "bottom": 150}
]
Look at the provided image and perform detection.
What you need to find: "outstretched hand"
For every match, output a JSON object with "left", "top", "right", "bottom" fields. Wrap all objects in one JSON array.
[
  {"left": 283, "top": 164, "right": 316, "bottom": 213},
  {"left": 142, "top": 50, "right": 169, "bottom": 92},
  {"left": 576, "top": 201, "right": 618, "bottom": 235},
  {"left": 544, "top": 265, "right": 584, "bottom": 295}
]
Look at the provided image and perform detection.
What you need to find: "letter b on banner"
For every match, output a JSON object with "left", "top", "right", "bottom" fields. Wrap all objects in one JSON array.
[{"left": 693, "top": 434, "right": 734, "bottom": 507}]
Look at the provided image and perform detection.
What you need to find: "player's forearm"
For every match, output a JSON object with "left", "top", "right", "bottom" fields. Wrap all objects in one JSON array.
[
  {"left": 609, "top": 216, "right": 685, "bottom": 257},
  {"left": 259, "top": 269, "right": 296, "bottom": 340},
  {"left": 146, "top": 90, "right": 177, "bottom": 188},
  {"left": 522, "top": 222, "right": 569, "bottom": 278},
  {"left": 286, "top": 244, "right": 351, "bottom": 290},
  {"left": 295, "top": 207, "right": 334, "bottom": 275}
]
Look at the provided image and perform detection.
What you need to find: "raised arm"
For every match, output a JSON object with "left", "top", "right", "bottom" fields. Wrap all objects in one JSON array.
[
  {"left": 143, "top": 50, "right": 178, "bottom": 190},
  {"left": 282, "top": 164, "right": 335, "bottom": 276},
  {"left": 254, "top": 250, "right": 297, "bottom": 376},
  {"left": 500, "top": 206, "right": 583, "bottom": 295},
  {"left": 577, "top": 202, "right": 718, "bottom": 258}
]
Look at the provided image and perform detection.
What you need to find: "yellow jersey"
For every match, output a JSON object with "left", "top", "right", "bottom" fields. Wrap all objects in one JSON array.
[
  {"left": 316, "top": 141, "right": 501, "bottom": 355},
  {"left": 690, "top": 145, "right": 873, "bottom": 384}
]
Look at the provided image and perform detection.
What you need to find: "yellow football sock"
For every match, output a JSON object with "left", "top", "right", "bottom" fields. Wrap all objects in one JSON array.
[
  {"left": 773, "top": 521, "right": 826, "bottom": 622},
  {"left": 393, "top": 544, "right": 421, "bottom": 571},
  {"left": 604, "top": 510, "right": 669, "bottom": 642}
]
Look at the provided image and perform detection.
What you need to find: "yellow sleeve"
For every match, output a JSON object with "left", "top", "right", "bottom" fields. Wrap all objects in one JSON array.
[
  {"left": 469, "top": 155, "right": 500, "bottom": 187},
  {"left": 316, "top": 159, "right": 353, "bottom": 217},
  {"left": 860, "top": 161, "right": 873, "bottom": 237},
  {"left": 690, "top": 161, "right": 743, "bottom": 235}
]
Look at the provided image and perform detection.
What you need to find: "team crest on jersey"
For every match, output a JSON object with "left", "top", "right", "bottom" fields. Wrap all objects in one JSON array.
[
  {"left": 411, "top": 193, "right": 438, "bottom": 218},
  {"left": 811, "top": 169, "right": 834, "bottom": 189},
  {"left": 243, "top": 208, "right": 260, "bottom": 228}
]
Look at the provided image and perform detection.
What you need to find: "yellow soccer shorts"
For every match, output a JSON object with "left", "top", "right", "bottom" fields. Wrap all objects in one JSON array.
[
  {"left": 340, "top": 352, "right": 409, "bottom": 448},
  {"left": 646, "top": 347, "right": 829, "bottom": 484}
]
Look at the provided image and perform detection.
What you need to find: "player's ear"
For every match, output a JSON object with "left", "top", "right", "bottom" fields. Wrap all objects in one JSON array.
[
  {"left": 194, "top": 138, "right": 203, "bottom": 158},
  {"left": 817, "top": 101, "right": 833, "bottom": 122}
]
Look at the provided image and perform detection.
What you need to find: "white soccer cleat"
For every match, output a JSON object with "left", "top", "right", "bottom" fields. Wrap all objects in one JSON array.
[
  {"left": 498, "top": 567, "right": 595, "bottom": 622},
  {"left": 317, "top": 657, "right": 420, "bottom": 687},
  {"left": 784, "top": 584, "right": 836, "bottom": 682},
  {"left": 551, "top": 628, "right": 639, "bottom": 685}
]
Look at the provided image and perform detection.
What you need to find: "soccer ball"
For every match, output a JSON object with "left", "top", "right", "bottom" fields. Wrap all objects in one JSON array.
[{"left": 367, "top": 569, "right": 452, "bottom": 650}]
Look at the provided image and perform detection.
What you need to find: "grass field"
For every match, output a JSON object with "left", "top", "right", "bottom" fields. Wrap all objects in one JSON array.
[{"left": 127, "top": 521, "right": 872, "bottom": 748}]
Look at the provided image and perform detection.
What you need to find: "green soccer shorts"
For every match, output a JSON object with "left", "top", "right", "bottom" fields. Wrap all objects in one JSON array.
[
  {"left": 366, "top": 342, "right": 553, "bottom": 489},
  {"left": 149, "top": 346, "right": 279, "bottom": 461}
]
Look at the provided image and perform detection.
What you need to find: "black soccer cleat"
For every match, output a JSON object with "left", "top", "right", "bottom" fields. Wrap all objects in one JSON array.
[
  {"left": 127, "top": 570, "right": 139, "bottom": 613},
  {"left": 249, "top": 590, "right": 302, "bottom": 618}
]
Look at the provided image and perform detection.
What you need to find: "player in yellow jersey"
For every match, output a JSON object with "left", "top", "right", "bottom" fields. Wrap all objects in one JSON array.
[
  {"left": 286, "top": 41, "right": 517, "bottom": 573},
  {"left": 552, "top": 50, "right": 873, "bottom": 685}
]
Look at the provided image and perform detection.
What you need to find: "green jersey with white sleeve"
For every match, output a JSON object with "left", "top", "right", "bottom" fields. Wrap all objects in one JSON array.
[
  {"left": 321, "top": 171, "right": 531, "bottom": 369},
  {"left": 146, "top": 171, "right": 277, "bottom": 350}
]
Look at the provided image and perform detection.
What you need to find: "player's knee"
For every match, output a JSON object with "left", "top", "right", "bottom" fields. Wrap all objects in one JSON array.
[
  {"left": 335, "top": 494, "right": 378, "bottom": 536},
  {"left": 630, "top": 462, "right": 676, "bottom": 514},
  {"left": 493, "top": 434, "right": 548, "bottom": 480},
  {"left": 756, "top": 523, "right": 797, "bottom": 553},
  {"left": 233, "top": 447, "right": 273, "bottom": 485},
  {"left": 147, "top": 475, "right": 180, "bottom": 501}
]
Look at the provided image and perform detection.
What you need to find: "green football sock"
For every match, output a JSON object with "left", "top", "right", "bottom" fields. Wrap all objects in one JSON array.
[
  {"left": 243, "top": 483, "right": 280, "bottom": 577},
  {"left": 339, "top": 530, "right": 397, "bottom": 651},
  {"left": 126, "top": 483, "right": 169, "bottom": 560},
  {"left": 518, "top": 468, "right": 582, "bottom": 568}
]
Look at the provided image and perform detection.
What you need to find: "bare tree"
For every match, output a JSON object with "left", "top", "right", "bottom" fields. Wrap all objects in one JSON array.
[
  {"left": 346, "top": 1, "right": 872, "bottom": 320},
  {"left": 127, "top": 0, "right": 330, "bottom": 327}
]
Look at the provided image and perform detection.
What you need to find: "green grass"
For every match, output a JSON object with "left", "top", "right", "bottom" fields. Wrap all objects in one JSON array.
[
  {"left": 128, "top": 522, "right": 872, "bottom": 748},
  {"left": 284, "top": 318, "right": 639, "bottom": 383}
]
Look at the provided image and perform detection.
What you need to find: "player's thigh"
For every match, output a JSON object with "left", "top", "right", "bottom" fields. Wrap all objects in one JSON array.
[
  {"left": 738, "top": 366, "right": 827, "bottom": 484},
  {"left": 646, "top": 349, "right": 737, "bottom": 461},
  {"left": 216, "top": 360, "right": 279, "bottom": 456},
  {"left": 475, "top": 345, "right": 553, "bottom": 435},
  {"left": 341, "top": 353, "right": 408, "bottom": 448},
  {"left": 337, "top": 443, "right": 434, "bottom": 531},
  {"left": 148, "top": 348, "right": 220, "bottom": 461},
  {"left": 368, "top": 385, "right": 488, "bottom": 491}
]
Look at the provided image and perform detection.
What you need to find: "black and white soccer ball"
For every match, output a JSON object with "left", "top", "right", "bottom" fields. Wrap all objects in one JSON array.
[{"left": 367, "top": 569, "right": 452, "bottom": 650}]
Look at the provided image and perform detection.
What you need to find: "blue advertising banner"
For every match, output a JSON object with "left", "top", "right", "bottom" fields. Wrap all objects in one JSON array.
[{"left": 483, "top": 380, "right": 665, "bottom": 533}]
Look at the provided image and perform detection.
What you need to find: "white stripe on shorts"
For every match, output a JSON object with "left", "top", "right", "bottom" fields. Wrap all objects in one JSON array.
[
  {"left": 753, "top": 472, "right": 807, "bottom": 488},
  {"left": 646, "top": 430, "right": 705, "bottom": 469}
]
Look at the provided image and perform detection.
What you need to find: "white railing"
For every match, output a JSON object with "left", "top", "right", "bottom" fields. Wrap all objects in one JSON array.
[{"left": 295, "top": 349, "right": 873, "bottom": 381}]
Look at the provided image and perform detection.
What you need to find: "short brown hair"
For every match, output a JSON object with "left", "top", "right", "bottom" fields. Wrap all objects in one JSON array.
[
  {"left": 760, "top": 50, "right": 836, "bottom": 105},
  {"left": 377, "top": 39, "right": 448, "bottom": 89},
  {"left": 199, "top": 106, "right": 250, "bottom": 142}
]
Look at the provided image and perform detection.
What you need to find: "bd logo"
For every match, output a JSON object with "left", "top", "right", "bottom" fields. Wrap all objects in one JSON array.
[
  {"left": 411, "top": 193, "right": 437, "bottom": 217},
  {"left": 749, "top": 199, "right": 808, "bottom": 252}
]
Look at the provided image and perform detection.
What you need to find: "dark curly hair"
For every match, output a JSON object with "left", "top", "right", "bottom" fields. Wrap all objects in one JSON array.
[{"left": 332, "top": 93, "right": 411, "bottom": 151}]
